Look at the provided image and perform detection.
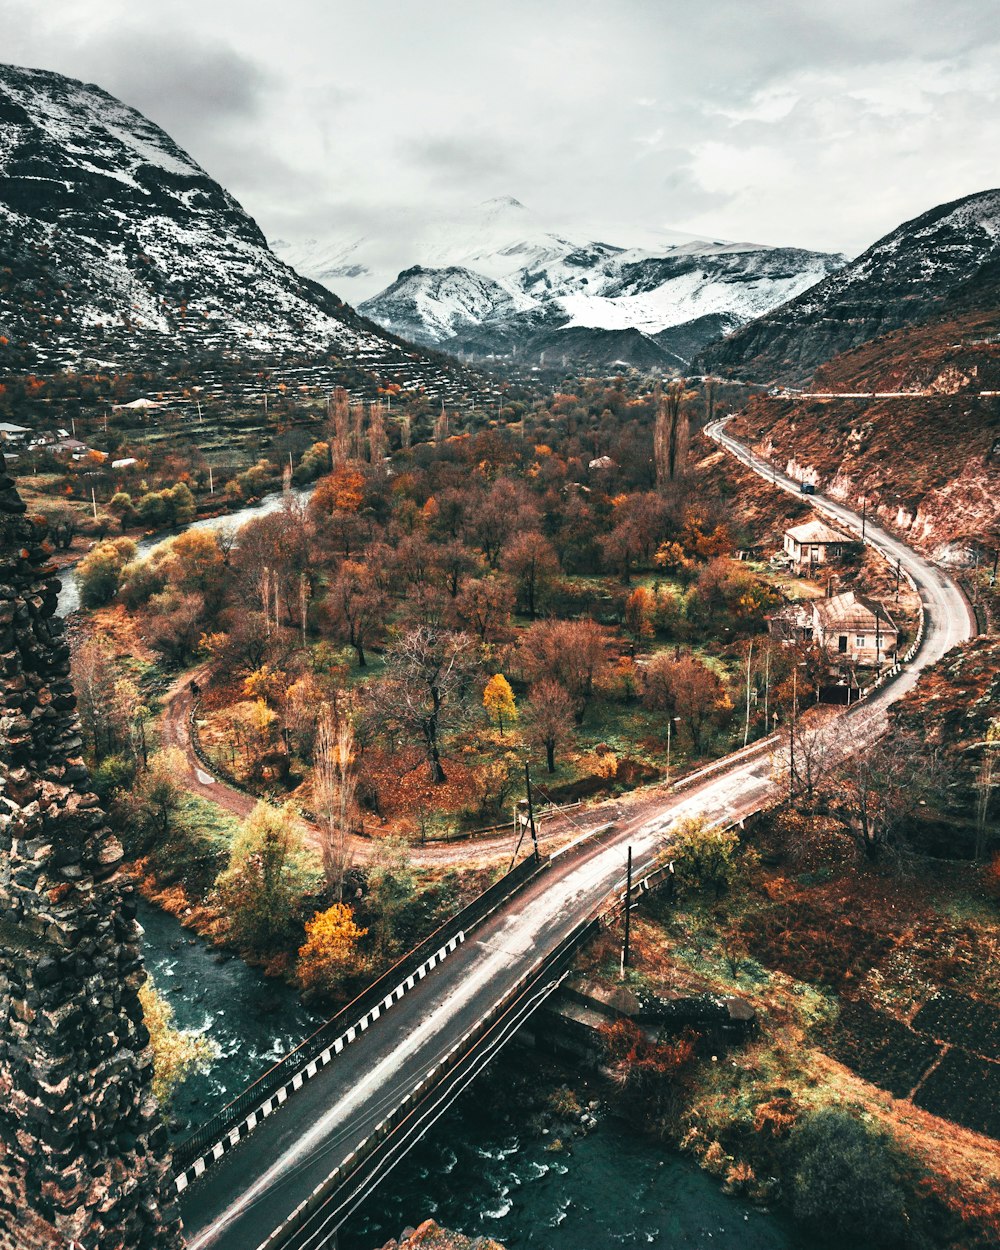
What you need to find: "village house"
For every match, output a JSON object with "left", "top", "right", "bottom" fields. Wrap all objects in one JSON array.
[
  {"left": 769, "top": 589, "right": 899, "bottom": 665},
  {"left": 0, "top": 422, "right": 30, "bottom": 444},
  {"left": 810, "top": 590, "right": 898, "bottom": 664},
  {"left": 782, "top": 518, "right": 852, "bottom": 569}
]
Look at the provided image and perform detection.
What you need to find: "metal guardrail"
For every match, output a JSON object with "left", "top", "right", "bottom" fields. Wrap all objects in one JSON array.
[
  {"left": 253, "top": 914, "right": 604, "bottom": 1250},
  {"left": 172, "top": 851, "right": 548, "bottom": 1172}
]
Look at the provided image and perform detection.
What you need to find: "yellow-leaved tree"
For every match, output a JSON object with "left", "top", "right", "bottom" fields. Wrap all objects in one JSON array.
[
  {"left": 297, "top": 903, "right": 368, "bottom": 999},
  {"left": 139, "top": 979, "right": 216, "bottom": 1108},
  {"left": 483, "top": 673, "right": 517, "bottom": 735}
]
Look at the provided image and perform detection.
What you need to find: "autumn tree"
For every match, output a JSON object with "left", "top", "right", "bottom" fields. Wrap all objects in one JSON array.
[
  {"left": 483, "top": 673, "right": 517, "bottom": 734},
  {"left": 218, "top": 802, "right": 319, "bottom": 952},
  {"left": 643, "top": 652, "right": 732, "bottom": 752},
  {"left": 653, "top": 379, "right": 691, "bottom": 486},
  {"left": 790, "top": 1110, "right": 909, "bottom": 1248},
  {"left": 73, "top": 633, "right": 124, "bottom": 761},
  {"left": 831, "top": 732, "right": 949, "bottom": 861},
  {"left": 434, "top": 539, "right": 479, "bottom": 599},
  {"left": 139, "top": 980, "right": 215, "bottom": 1107},
  {"left": 153, "top": 528, "right": 226, "bottom": 599},
  {"left": 133, "top": 748, "right": 187, "bottom": 844},
  {"left": 455, "top": 575, "right": 515, "bottom": 643},
  {"left": 624, "top": 586, "right": 657, "bottom": 649},
  {"left": 309, "top": 466, "right": 368, "bottom": 556},
  {"left": 667, "top": 818, "right": 740, "bottom": 896},
  {"left": 77, "top": 536, "right": 137, "bottom": 607},
  {"left": 466, "top": 479, "right": 532, "bottom": 568},
  {"left": 327, "top": 386, "right": 351, "bottom": 467},
  {"left": 145, "top": 590, "right": 206, "bottom": 665},
  {"left": 367, "top": 401, "right": 388, "bottom": 465},
  {"left": 975, "top": 717, "right": 1000, "bottom": 860},
  {"left": 599, "top": 513, "right": 645, "bottom": 583},
  {"left": 502, "top": 531, "right": 559, "bottom": 618},
  {"left": 368, "top": 627, "right": 478, "bottom": 782},
  {"left": 313, "top": 709, "right": 356, "bottom": 900},
  {"left": 364, "top": 838, "right": 417, "bottom": 956},
  {"left": 519, "top": 619, "right": 608, "bottom": 720},
  {"left": 526, "top": 679, "right": 576, "bottom": 772},
  {"left": 321, "top": 560, "right": 387, "bottom": 667},
  {"left": 232, "top": 501, "right": 312, "bottom": 625},
  {"left": 297, "top": 903, "right": 367, "bottom": 1000}
]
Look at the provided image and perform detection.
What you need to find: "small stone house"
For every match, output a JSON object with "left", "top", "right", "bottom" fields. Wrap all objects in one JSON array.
[
  {"left": 783, "top": 519, "right": 852, "bottom": 569},
  {"left": 0, "top": 422, "right": 29, "bottom": 444},
  {"left": 810, "top": 590, "right": 898, "bottom": 664}
]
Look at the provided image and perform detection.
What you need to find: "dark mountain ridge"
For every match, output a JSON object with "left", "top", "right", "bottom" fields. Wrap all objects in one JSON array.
[
  {"left": 0, "top": 64, "right": 433, "bottom": 378},
  {"left": 699, "top": 187, "right": 1000, "bottom": 385}
]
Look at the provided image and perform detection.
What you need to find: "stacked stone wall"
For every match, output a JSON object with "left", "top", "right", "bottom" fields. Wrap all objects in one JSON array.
[{"left": 0, "top": 456, "right": 182, "bottom": 1250}]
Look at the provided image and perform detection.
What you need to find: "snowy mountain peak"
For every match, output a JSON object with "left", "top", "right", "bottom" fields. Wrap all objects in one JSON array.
[
  {"left": 478, "top": 195, "right": 528, "bottom": 212},
  {"left": 0, "top": 61, "right": 415, "bottom": 371}
]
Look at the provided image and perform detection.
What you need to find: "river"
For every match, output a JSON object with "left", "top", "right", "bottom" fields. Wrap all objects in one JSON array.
[
  {"left": 139, "top": 903, "right": 804, "bottom": 1250},
  {"left": 57, "top": 485, "right": 315, "bottom": 616}
]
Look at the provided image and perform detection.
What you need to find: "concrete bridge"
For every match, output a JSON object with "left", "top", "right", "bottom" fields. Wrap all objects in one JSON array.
[{"left": 176, "top": 423, "right": 974, "bottom": 1250}]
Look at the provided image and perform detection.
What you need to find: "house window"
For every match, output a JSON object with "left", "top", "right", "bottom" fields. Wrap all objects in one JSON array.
[
  {"left": 838, "top": 635, "right": 848, "bottom": 653},
  {"left": 856, "top": 636, "right": 865, "bottom": 647}
]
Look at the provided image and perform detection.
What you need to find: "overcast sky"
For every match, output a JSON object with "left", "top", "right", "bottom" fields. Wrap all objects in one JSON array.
[{"left": 3, "top": 0, "right": 999, "bottom": 257}]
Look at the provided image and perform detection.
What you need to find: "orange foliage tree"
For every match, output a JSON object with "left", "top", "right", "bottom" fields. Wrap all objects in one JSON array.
[{"left": 297, "top": 903, "right": 368, "bottom": 998}]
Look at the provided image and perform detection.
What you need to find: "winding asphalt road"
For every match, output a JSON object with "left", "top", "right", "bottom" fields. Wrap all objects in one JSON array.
[{"left": 177, "top": 424, "right": 975, "bottom": 1250}]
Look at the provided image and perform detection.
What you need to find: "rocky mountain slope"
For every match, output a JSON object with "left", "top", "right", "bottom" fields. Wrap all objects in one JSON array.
[
  {"left": 725, "top": 272, "right": 1000, "bottom": 561},
  {"left": 700, "top": 187, "right": 1000, "bottom": 385},
  {"left": 277, "top": 196, "right": 843, "bottom": 368},
  {"left": 0, "top": 64, "right": 422, "bottom": 374}
]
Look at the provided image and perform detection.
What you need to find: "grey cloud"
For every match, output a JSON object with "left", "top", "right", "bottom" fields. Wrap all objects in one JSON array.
[
  {"left": 2, "top": 0, "right": 999, "bottom": 259},
  {"left": 403, "top": 134, "right": 516, "bottom": 182}
]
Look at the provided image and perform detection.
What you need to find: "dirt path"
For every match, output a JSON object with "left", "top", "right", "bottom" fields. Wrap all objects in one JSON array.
[{"left": 159, "top": 667, "right": 611, "bottom": 866}]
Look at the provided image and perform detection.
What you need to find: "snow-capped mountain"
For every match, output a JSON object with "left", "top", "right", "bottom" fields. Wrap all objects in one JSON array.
[
  {"left": 699, "top": 187, "right": 1000, "bottom": 384},
  {"left": 275, "top": 197, "right": 844, "bottom": 366},
  {"left": 0, "top": 64, "right": 413, "bottom": 373}
]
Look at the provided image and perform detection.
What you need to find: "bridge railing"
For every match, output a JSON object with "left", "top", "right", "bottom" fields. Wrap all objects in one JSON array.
[
  {"left": 255, "top": 914, "right": 605, "bottom": 1250},
  {"left": 172, "top": 850, "right": 548, "bottom": 1172}
]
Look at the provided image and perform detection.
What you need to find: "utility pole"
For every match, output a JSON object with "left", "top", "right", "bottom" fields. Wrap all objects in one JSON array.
[
  {"left": 743, "top": 639, "right": 754, "bottom": 748},
  {"left": 208, "top": 465, "right": 214, "bottom": 495},
  {"left": 621, "top": 845, "right": 633, "bottom": 976},
  {"left": 789, "top": 666, "right": 798, "bottom": 804},
  {"left": 90, "top": 487, "right": 97, "bottom": 520},
  {"left": 666, "top": 717, "right": 679, "bottom": 784},
  {"left": 875, "top": 608, "right": 882, "bottom": 670},
  {"left": 894, "top": 558, "right": 901, "bottom": 599},
  {"left": 524, "top": 762, "right": 539, "bottom": 862},
  {"left": 763, "top": 646, "right": 770, "bottom": 735},
  {"left": 861, "top": 498, "right": 868, "bottom": 545}
]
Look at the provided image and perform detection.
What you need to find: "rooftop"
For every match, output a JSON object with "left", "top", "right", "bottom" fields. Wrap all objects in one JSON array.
[
  {"left": 785, "top": 519, "right": 852, "bottom": 545},
  {"left": 811, "top": 589, "right": 898, "bottom": 634}
]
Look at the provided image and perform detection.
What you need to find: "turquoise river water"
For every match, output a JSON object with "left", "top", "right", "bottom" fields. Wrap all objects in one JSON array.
[{"left": 139, "top": 902, "right": 805, "bottom": 1250}]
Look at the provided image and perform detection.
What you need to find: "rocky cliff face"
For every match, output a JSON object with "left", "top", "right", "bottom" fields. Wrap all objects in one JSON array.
[
  {"left": 725, "top": 257, "right": 1000, "bottom": 561},
  {"left": 0, "top": 63, "right": 412, "bottom": 374},
  {"left": 0, "top": 454, "right": 180, "bottom": 1249},
  {"left": 700, "top": 187, "right": 1000, "bottom": 384}
]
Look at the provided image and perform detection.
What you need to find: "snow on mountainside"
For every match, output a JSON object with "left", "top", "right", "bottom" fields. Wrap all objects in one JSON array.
[
  {"left": 0, "top": 63, "right": 413, "bottom": 372},
  {"left": 699, "top": 187, "right": 1000, "bottom": 384},
  {"left": 276, "top": 197, "right": 844, "bottom": 366}
]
